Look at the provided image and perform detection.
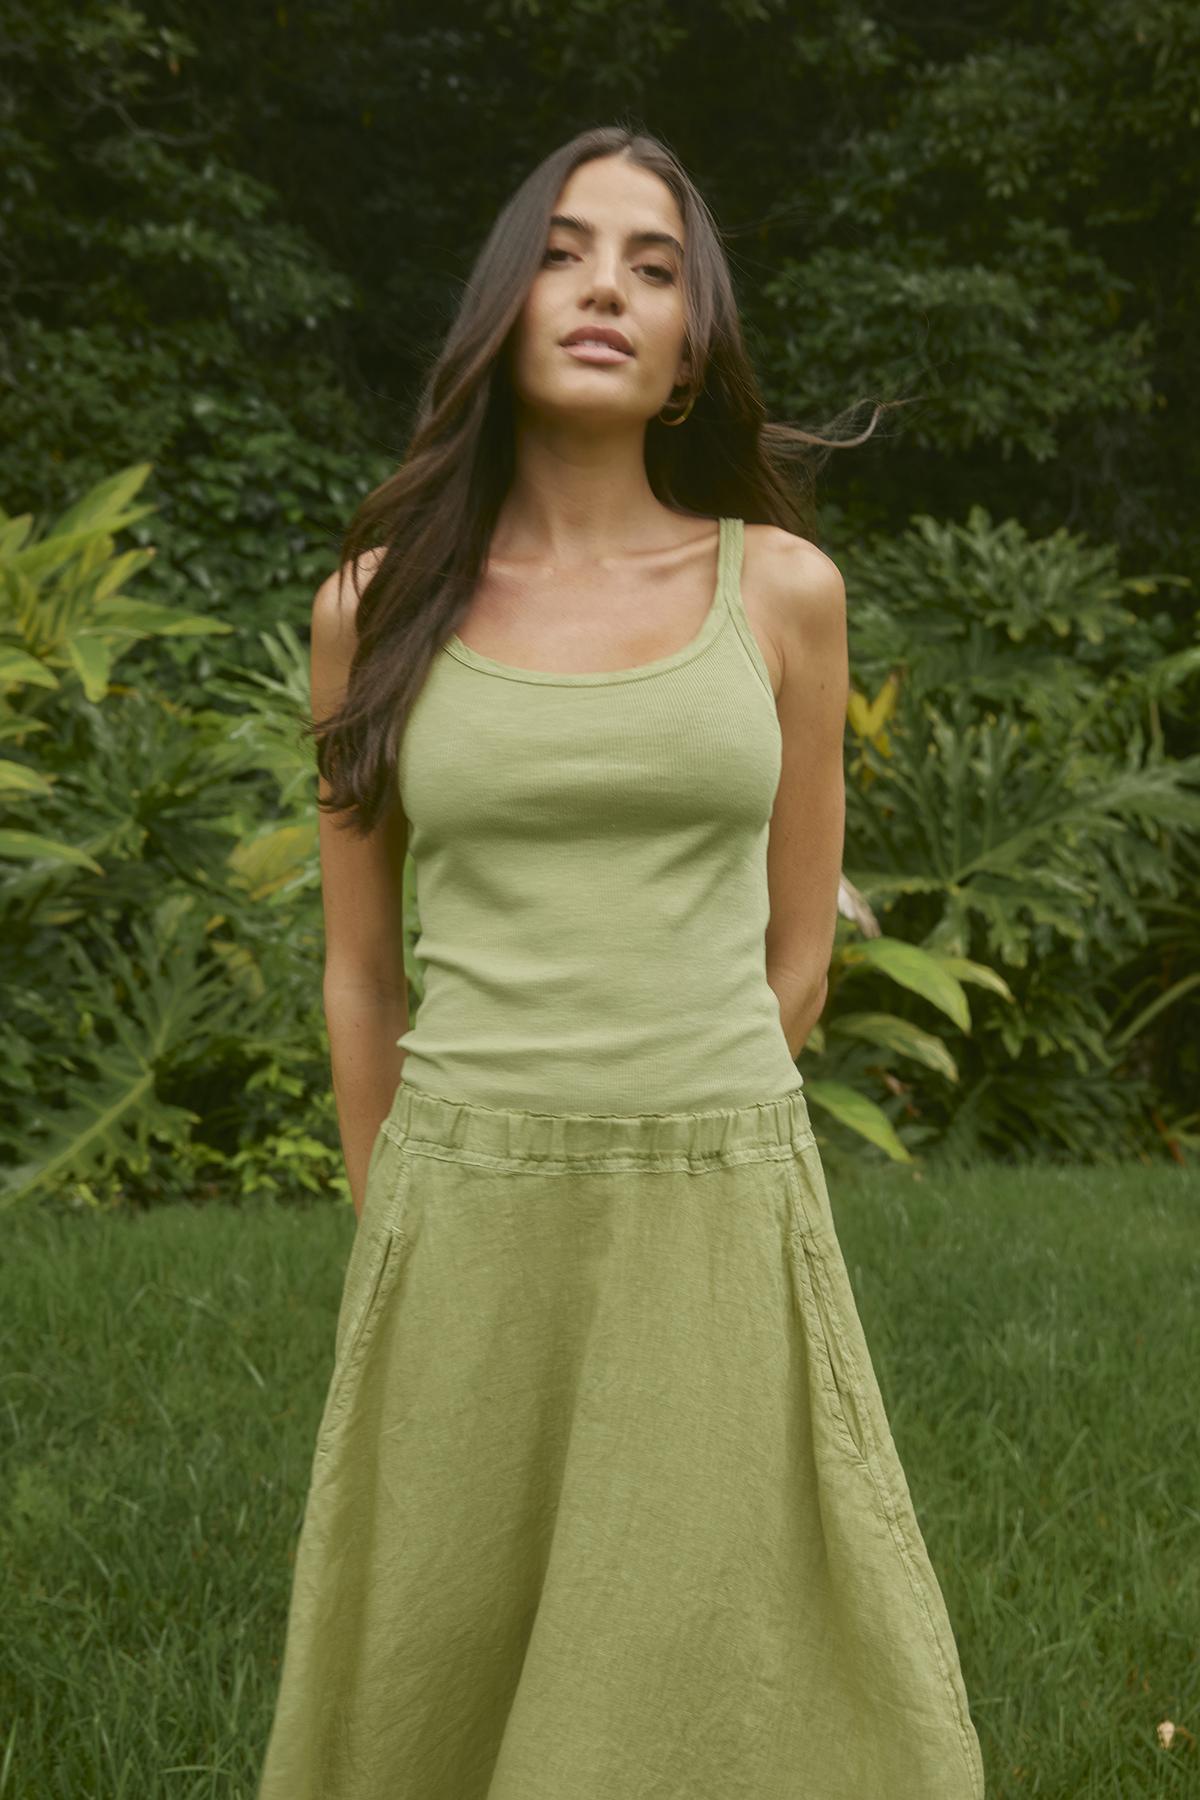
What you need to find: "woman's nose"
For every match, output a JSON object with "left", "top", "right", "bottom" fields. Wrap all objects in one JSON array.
[{"left": 582, "top": 258, "right": 626, "bottom": 306}]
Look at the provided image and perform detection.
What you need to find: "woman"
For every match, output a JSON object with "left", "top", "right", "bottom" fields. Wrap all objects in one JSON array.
[{"left": 257, "top": 126, "right": 986, "bottom": 1800}]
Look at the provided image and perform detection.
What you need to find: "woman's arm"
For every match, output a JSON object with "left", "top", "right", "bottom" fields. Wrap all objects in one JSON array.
[
  {"left": 760, "top": 533, "right": 849, "bottom": 1062},
  {"left": 312, "top": 553, "right": 410, "bottom": 1220}
]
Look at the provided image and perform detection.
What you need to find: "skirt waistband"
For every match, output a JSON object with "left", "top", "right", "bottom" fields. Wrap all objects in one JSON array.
[{"left": 382, "top": 1079, "right": 815, "bottom": 1171}]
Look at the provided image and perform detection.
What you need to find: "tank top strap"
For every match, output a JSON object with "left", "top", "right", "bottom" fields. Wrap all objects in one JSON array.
[{"left": 719, "top": 517, "right": 775, "bottom": 703}]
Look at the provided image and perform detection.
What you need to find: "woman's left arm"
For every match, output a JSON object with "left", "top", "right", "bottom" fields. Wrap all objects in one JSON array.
[{"left": 761, "top": 534, "right": 849, "bottom": 1061}]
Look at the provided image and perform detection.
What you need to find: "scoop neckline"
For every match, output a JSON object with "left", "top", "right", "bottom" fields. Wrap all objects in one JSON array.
[{"left": 441, "top": 516, "right": 736, "bottom": 687}]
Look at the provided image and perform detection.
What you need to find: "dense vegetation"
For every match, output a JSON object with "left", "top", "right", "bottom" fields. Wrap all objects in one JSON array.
[{"left": 2, "top": 0, "right": 1198, "bottom": 1208}]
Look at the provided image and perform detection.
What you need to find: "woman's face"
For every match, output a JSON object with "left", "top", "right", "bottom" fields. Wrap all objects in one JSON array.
[{"left": 508, "top": 154, "right": 692, "bottom": 429}]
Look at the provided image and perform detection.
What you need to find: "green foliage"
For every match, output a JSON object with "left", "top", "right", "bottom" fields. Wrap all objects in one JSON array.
[
  {"left": 1103, "top": 826, "right": 1200, "bottom": 1143},
  {"left": 766, "top": 219, "right": 1157, "bottom": 464},
  {"left": 806, "top": 506, "right": 1200, "bottom": 1162},
  {"left": 3, "top": 1, "right": 1200, "bottom": 1189},
  {"left": 0, "top": 0, "right": 383, "bottom": 705},
  {"left": 6, "top": 0, "right": 1199, "bottom": 575},
  {"left": 803, "top": 1077, "right": 915, "bottom": 1162},
  {"left": 5, "top": 468, "right": 1200, "bottom": 1199},
  {"left": 0, "top": 466, "right": 341, "bottom": 1210},
  {"left": 805, "top": 934, "right": 1019, "bottom": 1163}
]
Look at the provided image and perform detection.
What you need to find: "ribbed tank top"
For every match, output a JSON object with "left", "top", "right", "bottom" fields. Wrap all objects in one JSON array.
[{"left": 394, "top": 516, "right": 803, "bottom": 1114}]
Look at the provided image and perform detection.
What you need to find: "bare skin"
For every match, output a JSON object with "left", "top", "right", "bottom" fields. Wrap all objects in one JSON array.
[{"left": 313, "top": 150, "right": 847, "bottom": 1215}]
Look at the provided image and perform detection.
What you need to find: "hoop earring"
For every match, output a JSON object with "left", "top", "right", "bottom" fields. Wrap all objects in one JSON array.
[{"left": 657, "top": 389, "right": 696, "bottom": 427}]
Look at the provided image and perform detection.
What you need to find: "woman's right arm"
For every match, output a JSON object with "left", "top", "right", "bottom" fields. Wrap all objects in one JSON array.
[{"left": 311, "top": 553, "right": 410, "bottom": 1221}]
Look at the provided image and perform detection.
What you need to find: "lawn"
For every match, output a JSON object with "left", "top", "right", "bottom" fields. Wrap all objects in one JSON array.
[{"left": 2, "top": 1158, "right": 1197, "bottom": 1797}]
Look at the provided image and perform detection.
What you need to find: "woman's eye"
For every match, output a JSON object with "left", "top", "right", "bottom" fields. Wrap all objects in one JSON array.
[{"left": 541, "top": 247, "right": 675, "bottom": 283}]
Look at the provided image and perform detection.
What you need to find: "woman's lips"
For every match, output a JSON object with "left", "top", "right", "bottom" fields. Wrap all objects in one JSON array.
[{"left": 561, "top": 342, "right": 634, "bottom": 363}]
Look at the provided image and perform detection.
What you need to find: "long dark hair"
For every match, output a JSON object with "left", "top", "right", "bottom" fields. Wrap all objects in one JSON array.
[{"left": 309, "top": 123, "right": 885, "bottom": 834}]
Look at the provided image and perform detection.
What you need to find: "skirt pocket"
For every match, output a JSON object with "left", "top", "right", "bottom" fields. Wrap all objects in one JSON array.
[
  {"left": 781, "top": 1140, "right": 881, "bottom": 1472},
  {"left": 316, "top": 1132, "right": 416, "bottom": 1458}
]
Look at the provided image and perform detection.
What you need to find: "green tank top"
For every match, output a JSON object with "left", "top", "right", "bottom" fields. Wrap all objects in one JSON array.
[{"left": 395, "top": 515, "right": 803, "bottom": 1113}]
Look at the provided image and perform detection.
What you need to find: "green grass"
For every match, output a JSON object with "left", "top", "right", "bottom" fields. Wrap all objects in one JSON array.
[{"left": 2, "top": 1161, "right": 1198, "bottom": 1798}]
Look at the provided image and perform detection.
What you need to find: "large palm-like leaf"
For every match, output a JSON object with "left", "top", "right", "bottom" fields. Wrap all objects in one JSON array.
[
  {"left": 847, "top": 689, "right": 1200, "bottom": 968},
  {"left": 0, "top": 901, "right": 270, "bottom": 1209}
]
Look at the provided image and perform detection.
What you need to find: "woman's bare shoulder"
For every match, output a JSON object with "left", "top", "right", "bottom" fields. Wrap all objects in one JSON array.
[
  {"left": 744, "top": 522, "right": 842, "bottom": 584},
  {"left": 312, "top": 545, "right": 389, "bottom": 643},
  {"left": 739, "top": 525, "right": 844, "bottom": 695}
]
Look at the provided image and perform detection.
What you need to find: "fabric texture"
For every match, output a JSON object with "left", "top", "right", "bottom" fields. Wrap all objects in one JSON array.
[
  {"left": 257, "top": 1082, "right": 985, "bottom": 1799},
  {"left": 393, "top": 517, "right": 803, "bottom": 1113}
]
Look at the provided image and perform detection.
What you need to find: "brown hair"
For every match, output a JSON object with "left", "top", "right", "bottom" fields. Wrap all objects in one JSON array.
[{"left": 309, "top": 123, "right": 887, "bottom": 834}]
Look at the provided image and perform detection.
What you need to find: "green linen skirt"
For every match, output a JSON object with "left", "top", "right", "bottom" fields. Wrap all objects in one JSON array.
[{"left": 256, "top": 1081, "right": 985, "bottom": 1799}]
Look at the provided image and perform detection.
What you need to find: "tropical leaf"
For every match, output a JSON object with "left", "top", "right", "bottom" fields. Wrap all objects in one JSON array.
[
  {"left": 89, "top": 597, "right": 231, "bottom": 638},
  {"left": 90, "top": 546, "right": 158, "bottom": 604},
  {"left": 0, "top": 901, "right": 271, "bottom": 1209},
  {"left": 0, "top": 830, "right": 105, "bottom": 873},
  {"left": 1109, "top": 973, "right": 1200, "bottom": 1049},
  {"left": 801, "top": 1080, "right": 915, "bottom": 1162},
  {"left": 0, "top": 646, "right": 58, "bottom": 689},
  {"left": 0, "top": 760, "right": 53, "bottom": 797},
  {"left": 48, "top": 462, "right": 156, "bottom": 539},
  {"left": 840, "top": 935, "right": 972, "bottom": 1031},
  {"left": 227, "top": 823, "right": 318, "bottom": 900},
  {"left": 825, "top": 1011, "right": 959, "bottom": 1080},
  {"left": 0, "top": 512, "right": 35, "bottom": 559},
  {"left": 846, "top": 670, "right": 900, "bottom": 741},
  {"left": 62, "top": 633, "right": 114, "bottom": 703},
  {"left": 931, "top": 954, "right": 1017, "bottom": 1004}
]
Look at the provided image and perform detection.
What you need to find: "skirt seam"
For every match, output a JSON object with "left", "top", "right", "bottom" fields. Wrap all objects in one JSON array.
[
  {"left": 859, "top": 1452, "right": 984, "bottom": 1794},
  {"left": 378, "top": 1127, "right": 816, "bottom": 1174},
  {"left": 386, "top": 1084, "right": 806, "bottom": 1123},
  {"left": 782, "top": 1177, "right": 983, "bottom": 1796}
]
